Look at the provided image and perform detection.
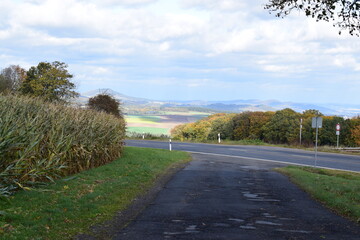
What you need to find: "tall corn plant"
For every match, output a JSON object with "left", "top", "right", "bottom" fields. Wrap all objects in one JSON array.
[{"left": 0, "top": 95, "right": 125, "bottom": 198}]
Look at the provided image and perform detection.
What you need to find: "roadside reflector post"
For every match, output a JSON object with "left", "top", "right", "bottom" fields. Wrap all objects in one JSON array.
[
  {"left": 218, "top": 133, "right": 221, "bottom": 144},
  {"left": 312, "top": 117, "right": 323, "bottom": 167},
  {"left": 142, "top": 132, "right": 145, "bottom": 140},
  {"left": 169, "top": 139, "right": 172, "bottom": 151}
]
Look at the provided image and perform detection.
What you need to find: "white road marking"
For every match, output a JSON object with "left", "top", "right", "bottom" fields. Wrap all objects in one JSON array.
[
  {"left": 186, "top": 151, "right": 360, "bottom": 173},
  {"left": 290, "top": 154, "right": 313, "bottom": 159}
]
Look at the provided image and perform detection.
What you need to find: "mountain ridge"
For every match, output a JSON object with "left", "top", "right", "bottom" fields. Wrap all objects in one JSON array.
[{"left": 78, "top": 89, "right": 360, "bottom": 117}]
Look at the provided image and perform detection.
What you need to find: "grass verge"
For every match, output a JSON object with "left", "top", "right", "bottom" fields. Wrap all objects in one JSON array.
[
  {"left": 0, "top": 147, "right": 191, "bottom": 239},
  {"left": 277, "top": 166, "right": 360, "bottom": 224}
]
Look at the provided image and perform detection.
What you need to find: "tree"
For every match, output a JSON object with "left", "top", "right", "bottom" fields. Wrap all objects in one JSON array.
[
  {"left": 265, "top": 0, "right": 360, "bottom": 36},
  {"left": 88, "top": 94, "right": 122, "bottom": 118},
  {"left": 208, "top": 113, "right": 235, "bottom": 140},
  {"left": 350, "top": 117, "right": 360, "bottom": 146},
  {"left": 19, "top": 61, "right": 79, "bottom": 103},
  {"left": 0, "top": 65, "right": 26, "bottom": 94},
  {"left": 263, "top": 108, "right": 301, "bottom": 144},
  {"left": 232, "top": 111, "right": 274, "bottom": 140}
]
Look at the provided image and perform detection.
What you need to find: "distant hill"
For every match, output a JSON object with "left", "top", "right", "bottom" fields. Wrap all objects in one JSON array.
[{"left": 77, "top": 89, "right": 360, "bottom": 117}]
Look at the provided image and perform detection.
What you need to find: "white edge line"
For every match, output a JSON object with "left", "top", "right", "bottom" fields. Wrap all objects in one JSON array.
[{"left": 186, "top": 151, "right": 360, "bottom": 173}]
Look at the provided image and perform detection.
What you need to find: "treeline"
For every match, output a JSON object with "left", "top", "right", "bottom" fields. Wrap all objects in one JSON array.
[{"left": 171, "top": 109, "right": 360, "bottom": 147}]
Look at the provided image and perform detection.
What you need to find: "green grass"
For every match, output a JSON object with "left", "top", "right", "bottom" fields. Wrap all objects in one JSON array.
[
  {"left": 0, "top": 147, "right": 190, "bottom": 239},
  {"left": 277, "top": 166, "right": 360, "bottom": 223},
  {"left": 127, "top": 126, "right": 169, "bottom": 135}
]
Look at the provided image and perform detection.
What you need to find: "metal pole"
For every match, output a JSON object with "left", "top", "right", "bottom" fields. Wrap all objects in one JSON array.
[
  {"left": 337, "top": 134, "right": 339, "bottom": 149},
  {"left": 169, "top": 139, "right": 172, "bottom": 151},
  {"left": 315, "top": 119, "right": 318, "bottom": 167},
  {"left": 300, "top": 118, "right": 303, "bottom": 145}
]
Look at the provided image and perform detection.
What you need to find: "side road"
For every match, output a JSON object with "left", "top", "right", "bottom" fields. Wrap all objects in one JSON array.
[{"left": 113, "top": 154, "right": 359, "bottom": 240}]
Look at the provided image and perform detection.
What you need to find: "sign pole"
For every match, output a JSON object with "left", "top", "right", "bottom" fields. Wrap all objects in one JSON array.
[
  {"left": 315, "top": 122, "right": 318, "bottom": 167},
  {"left": 336, "top": 123, "right": 340, "bottom": 149},
  {"left": 312, "top": 116, "right": 322, "bottom": 167},
  {"left": 300, "top": 118, "right": 303, "bottom": 145}
]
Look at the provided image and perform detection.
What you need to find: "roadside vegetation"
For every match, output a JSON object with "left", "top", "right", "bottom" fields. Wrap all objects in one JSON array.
[
  {"left": 0, "top": 94, "right": 126, "bottom": 198},
  {"left": 0, "top": 62, "right": 127, "bottom": 199},
  {"left": 0, "top": 147, "right": 190, "bottom": 239},
  {"left": 171, "top": 110, "right": 360, "bottom": 148},
  {"left": 278, "top": 166, "right": 360, "bottom": 223}
]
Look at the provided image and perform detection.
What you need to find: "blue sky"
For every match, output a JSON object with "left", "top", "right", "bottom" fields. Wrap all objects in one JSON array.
[{"left": 1, "top": 0, "right": 360, "bottom": 104}]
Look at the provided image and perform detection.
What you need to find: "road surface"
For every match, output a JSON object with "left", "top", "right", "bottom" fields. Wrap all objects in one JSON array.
[
  {"left": 114, "top": 153, "right": 360, "bottom": 240},
  {"left": 126, "top": 140, "right": 360, "bottom": 172}
]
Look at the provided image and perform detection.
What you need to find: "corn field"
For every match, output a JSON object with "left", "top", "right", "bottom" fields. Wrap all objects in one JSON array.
[{"left": 0, "top": 95, "right": 126, "bottom": 198}]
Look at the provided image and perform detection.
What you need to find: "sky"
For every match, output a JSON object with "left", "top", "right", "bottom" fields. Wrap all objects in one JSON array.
[{"left": 0, "top": 0, "right": 360, "bottom": 104}]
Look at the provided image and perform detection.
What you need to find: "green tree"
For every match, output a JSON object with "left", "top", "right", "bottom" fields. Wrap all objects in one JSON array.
[
  {"left": 319, "top": 116, "right": 352, "bottom": 146},
  {"left": 299, "top": 109, "right": 323, "bottom": 146},
  {"left": 20, "top": 61, "right": 79, "bottom": 103},
  {"left": 263, "top": 108, "right": 301, "bottom": 144},
  {"left": 88, "top": 94, "right": 123, "bottom": 118},
  {"left": 208, "top": 114, "right": 235, "bottom": 140},
  {"left": 265, "top": 0, "right": 360, "bottom": 36}
]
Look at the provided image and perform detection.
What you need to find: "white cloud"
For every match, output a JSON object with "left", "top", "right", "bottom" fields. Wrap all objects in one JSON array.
[
  {"left": 181, "top": 0, "right": 249, "bottom": 11},
  {"left": 86, "top": 0, "right": 158, "bottom": 7},
  {"left": 333, "top": 55, "right": 360, "bottom": 71},
  {"left": 1, "top": 0, "right": 360, "bottom": 104}
]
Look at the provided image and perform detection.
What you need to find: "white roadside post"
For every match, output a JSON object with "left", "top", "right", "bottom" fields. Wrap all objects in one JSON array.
[
  {"left": 142, "top": 132, "right": 145, "bottom": 140},
  {"left": 312, "top": 117, "right": 323, "bottom": 167},
  {"left": 169, "top": 139, "right": 172, "bottom": 151},
  {"left": 336, "top": 123, "right": 341, "bottom": 149},
  {"left": 218, "top": 133, "right": 221, "bottom": 144}
]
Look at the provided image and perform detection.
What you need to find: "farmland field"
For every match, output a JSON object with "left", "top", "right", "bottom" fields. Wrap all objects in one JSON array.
[{"left": 125, "top": 112, "right": 210, "bottom": 135}]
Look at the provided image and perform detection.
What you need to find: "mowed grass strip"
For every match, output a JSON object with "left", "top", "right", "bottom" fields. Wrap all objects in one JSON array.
[
  {"left": 0, "top": 147, "right": 191, "bottom": 240},
  {"left": 277, "top": 166, "right": 360, "bottom": 223}
]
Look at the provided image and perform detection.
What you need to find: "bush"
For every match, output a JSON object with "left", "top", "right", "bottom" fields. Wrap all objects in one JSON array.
[{"left": 0, "top": 94, "right": 126, "bottom": 198}]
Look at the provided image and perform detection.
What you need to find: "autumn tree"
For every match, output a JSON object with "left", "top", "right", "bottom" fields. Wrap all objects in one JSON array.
[
  {"left": 19, "top": 61, "right": 79, "bottom": 103},
  {"left": 88, "top": 94, "right": 122, "bottom": 118},
  {"left": 265, "top": 0, "right": 360, "bottom": 36},
  {"left": 232, "top": 111, "right": 274, "bottom": 140},
  {"left": 350, "top": 117, "right": 360, "bottom": 146},
  {"left": 0, "top": 65, "right": 26, "bottom": 94}
]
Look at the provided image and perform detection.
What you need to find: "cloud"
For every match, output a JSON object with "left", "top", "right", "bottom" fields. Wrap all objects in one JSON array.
[
  {"left": 180, "top": 0, "right": 249, "bottom": 11},
  {"left": 86, "top": 0, "right": 158, "bottom": 7},
  {"left": 1, "top": 0, "right": 360, "bottom": 104}
]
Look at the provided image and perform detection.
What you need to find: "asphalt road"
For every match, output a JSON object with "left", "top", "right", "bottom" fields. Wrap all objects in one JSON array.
[
  {"left": 114, "top": 153, "right": 360, "bottom": 240},
  {"left": 125, "top": 140, "right": 360, "bottom": 172}
]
